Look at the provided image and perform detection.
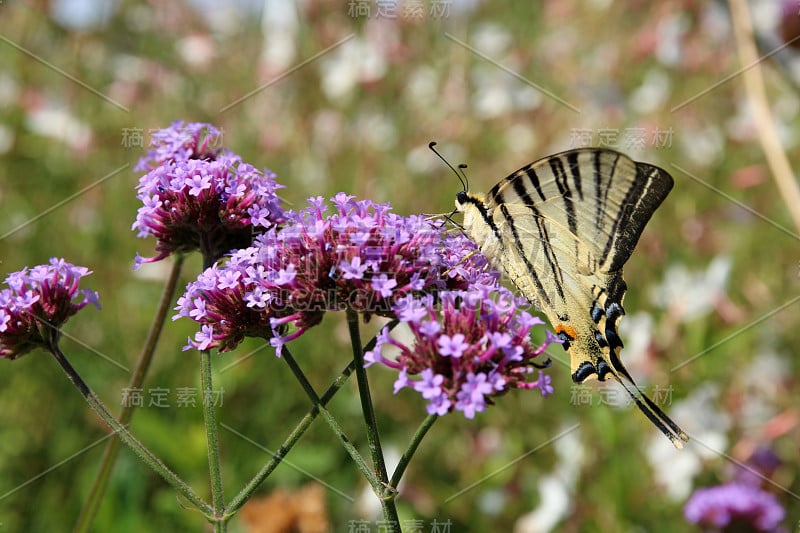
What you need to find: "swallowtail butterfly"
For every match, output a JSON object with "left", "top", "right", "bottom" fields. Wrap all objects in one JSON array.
[{"left": 453, "top": 147, "right": 689, "bottom": 449}]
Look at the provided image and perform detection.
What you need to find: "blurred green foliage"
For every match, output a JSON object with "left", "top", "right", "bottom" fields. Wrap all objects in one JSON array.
[{"left": 0, "top": 1, "right": 798, "bottom": 532}]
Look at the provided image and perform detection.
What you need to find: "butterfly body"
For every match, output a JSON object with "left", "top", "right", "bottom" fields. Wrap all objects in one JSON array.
[{"left": 455, "top": 148, "right": 689, "bottom": 448}]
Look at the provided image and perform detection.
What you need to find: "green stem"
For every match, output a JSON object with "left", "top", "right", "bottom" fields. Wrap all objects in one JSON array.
[
  {"left": 224, "top": 359, "right": 356, "bottom": 517},
  {"left": 49, "top": 344, "right": 212, "bottom": 517},
  {"left": 346, "top": 309, "right": 399, "bottom": 529},
  {"left": 390, "top": 414, "right": 438, "bottom": 489},
  {"left": 281, "top": 348, "right": 378, "bottom": 487},
  {"left": 198, "top": 246, "right": 227, "bottom": 529},
  {"left": 224, "top": 321, "right": 397, "bottom": 518},
  {"left": 74, "top": 255, "right": 184, "bottom": 533},
  {"left": 201, "top": 350, "right": 225, "bottom": 524}
]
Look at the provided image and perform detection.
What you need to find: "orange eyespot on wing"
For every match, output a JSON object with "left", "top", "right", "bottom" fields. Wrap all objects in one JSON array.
[{"left": 554, "top": 324, "right": 577, "bottom": 342}]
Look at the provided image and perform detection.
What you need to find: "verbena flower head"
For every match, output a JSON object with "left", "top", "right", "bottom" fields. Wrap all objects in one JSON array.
[
  {"left": 684, "top": 482, "right": 786, "bottom": 532},
  {"left": 173, "top": 258, "right": 274, "bottom": 352},
  {"left": 133, "top": 155, "right": 285, "bottom": 268},
  {"left": 364, "top": 284, "right": 558, "bottom": 419},
  {"left": 175, "top": 194, "right": 482, "bottom": 353},
  {"left": 134, "top": 121, "right": 226, "bottom": 171},
  {"left": 0, "top": 258, "right": 100, "bottom": 359}
]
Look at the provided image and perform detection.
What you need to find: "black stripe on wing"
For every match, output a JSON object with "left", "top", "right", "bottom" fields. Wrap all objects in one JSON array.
[
  {"left": 601, "top": 161, "right": 673, "bottom": 272},
  {"left": 594, "top": 150, "right": 620, "bottom": 233},
  {"left": 498, "top": 204, "right": 553, "bottom": 308},
  {"left": 548, "top": 156, "right": 578, "bottom": 234},
  {"left": 488, "top": 149, "right": 674, "bottom": 275},
  {"left": 491, "top": 206, "right": 592, "bottom": 311}
]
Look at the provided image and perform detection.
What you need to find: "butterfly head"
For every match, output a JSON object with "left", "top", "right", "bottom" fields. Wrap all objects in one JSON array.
[
  {"left": 454, "top": 191, "right": 488, "bottom": 228},
  {"left": 455, "top": 191, "right": 469, "bottom": 209}
]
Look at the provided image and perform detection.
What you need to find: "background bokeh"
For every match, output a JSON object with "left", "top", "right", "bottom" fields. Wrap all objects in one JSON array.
[{"left": 1, "top": 0, "right": 798, "bottom": 531}]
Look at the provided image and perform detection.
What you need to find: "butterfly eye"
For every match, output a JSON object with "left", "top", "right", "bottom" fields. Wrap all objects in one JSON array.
[{"left": 456, "top": 191, "right": 469, "bottom": 206}]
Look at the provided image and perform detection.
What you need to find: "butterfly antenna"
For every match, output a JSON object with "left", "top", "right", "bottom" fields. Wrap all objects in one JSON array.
[
  {"left": 457, "top": 163, "right": 470, "bottom": 192},
  {"left": 429, "top": 141, "right": 468, "bottom": 192}
]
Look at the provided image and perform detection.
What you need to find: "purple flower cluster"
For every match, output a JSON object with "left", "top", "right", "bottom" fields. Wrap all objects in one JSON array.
[
  {"left": 0, "top": 258, "right": 100, "bottom": 359},
  {"left": 173, "top": 260, "right": 274, "bottom": 352},
  {"left": 134, "top": 121, "right": 227, "bottom": 171},
  {"left": 133, "top": 153, "right": 285, "bottom": 268},
  {"left": 364, "top": 284, "right": 557, "bottom": 419},
  {"left": 175, "top": 194, "right": 479, "bottom": 353},
  {"left": 684, "top": 482, "right": 785, "bottom": 532}
]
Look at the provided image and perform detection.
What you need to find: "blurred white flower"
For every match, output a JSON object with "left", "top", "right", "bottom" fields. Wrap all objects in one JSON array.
[
  {"left": 646, "top": 384, "right": 731, "bottom": 501},
  {"left": 745, "top": 349, "right": 790, "bottom": 398},
  {"left": 404, "top": 66, "right": 439, "bottom": 108},
  {"left": 320, "top": 37, "right": 386, "bottom": 101},
  {"left": 478, "top": 488, "right": 506, "bottom": 516},
  {"left": 726, "top": 97, "right": 759, "bottom": 142},
  {"left": 472, "top": 76, "right": 513, "bottom": 118},
  {"left": 260, "top": 0, "right": 298, "bottom": 73},
  {"left": 740, "top": 349, "right": 790, "bottom": 431},
  {"left": 354, "top": 111, "right": 397, "bottom": 150},
  {"left": 750, "top": 0, "right": 781, "bottom": 34},
  {"left": 678, "top": 125, "right": 724, "bottom": 167},
  {"left": 471, "top": 66, "right": 542, "bottom": 119},
  {"left": 312, "top": 109, "right": 345, "bottom": 155},
  {"left": 630, "top": 69, "right": 670, "bottom": 114},
  {"left": 0, "top": 73, "right": 19, "bottom": 109},
  {"left": 650, "top": 256, "right": 731, "bottom": 323},
  {"left": 514, "top": 424, "right": 583, "bottom": 533},
  {"left": 700, "top": 2, "right": 732, "bottom": 44},
  {"left": 654, "top": 12, "right": 689, "bottom": 66},
  {"left": 176, "top": 35, "right": 216, "bottom": 69},
  {"left": 50, "top": 0, "right": 116, "bottom": 30},
  {"left": 25, "top": 102, "right": 93, "bottom": 151},
  {"left": 473, "top": 22, "right": 512, "bottom": 57}
]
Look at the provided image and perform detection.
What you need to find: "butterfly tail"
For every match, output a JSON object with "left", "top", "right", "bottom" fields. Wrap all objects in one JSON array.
[
  {"left": 602, "top": 272, "right": 688, "bottom": 448},
  {"left": 610, "top": 365, "right": 689, "bottom": 449}
]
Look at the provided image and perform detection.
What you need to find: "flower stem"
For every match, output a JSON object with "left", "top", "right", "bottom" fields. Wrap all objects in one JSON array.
[
  {"left": 74, "top": 255, "right": 184, "bottom": 533},
  {"left": 346, "top": 309, "right": 399, "bottom": 529},
  {"left": 224, "top": 323, "right": 396, "bottom": 518},
  {"left": 198, "top": 248, "right": 226, "bottom": 529},
  {"left": 729, "top": 0, "right": 800, "bottom": 234},
  {"left": 49, "top": 343, "right": 212, "bottom": 517},
  {"left": 281, "top": 347, "right": 379, "bottom": 487},
  {"left": 390, "top": 414, "right": 438, "bottom": 489},
  {"left": 201, "top": 349, "right": 226, "bottom": 525},
  {"left": 224, "top": 359, "right": 355, "bottom": 517}
]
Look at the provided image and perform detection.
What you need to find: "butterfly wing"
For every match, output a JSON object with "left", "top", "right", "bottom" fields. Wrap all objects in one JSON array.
[
  {"left": 457, "top": 148, "right": 687, "bottom": 447},
  {"left": 484, "top": 148, "right": 673, "bottom": 275}
]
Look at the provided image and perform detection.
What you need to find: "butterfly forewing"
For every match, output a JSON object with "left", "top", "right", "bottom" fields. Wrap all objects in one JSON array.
[
  {"left": 455, "top": 147, "right": 688, "bottom": 448},
  {"left": 485, "top": 149, "right": 673, "bottom": 274}
]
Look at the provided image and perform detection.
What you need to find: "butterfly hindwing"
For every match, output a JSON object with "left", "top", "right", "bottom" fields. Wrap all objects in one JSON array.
[{"left": 455, "top": 147, "right": 688, "bottom": 448}]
